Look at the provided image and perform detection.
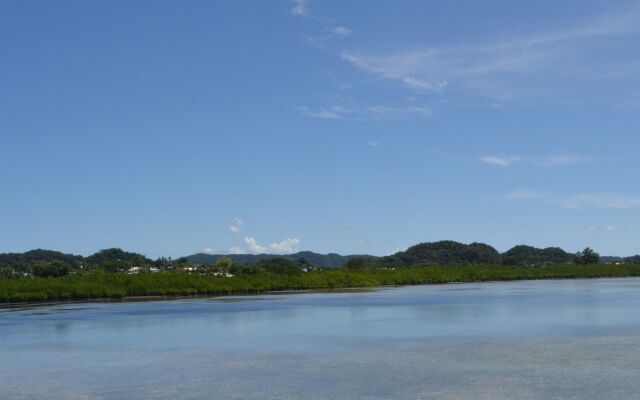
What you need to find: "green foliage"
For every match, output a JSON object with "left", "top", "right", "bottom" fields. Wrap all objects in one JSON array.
[
  {"left": 2, "top": 263, "right": 639, "bottom": 304},
  {"left": 575, "top": 247, "right": 600, "bottom": 264},
  {"left": 625, "top": 255, "right": 640, "bottom": 263},
  {"left": 95, "top": 260, "right": 129, "bottom": 273},
  {"left": 86, "top": 248, "right": 151, "bottom": 266},
  {"left": 185, "top": 251, "right": 372, "bottom": 268},
  {"left": 0, "top": 267, "right": 14, "bottom": 278},
  {"left": 345, "top": 257, "right": 369, "bottom": 270},
  {"left": 215, "top": 257, "right": 234, "bottom": 270},
  {"left": 0, "top": 249, "right": 82, "bottom": 272},
  {"left": 503, "top": 245, "right": 572, "bottom": 266},
  {"left": 31, "top": 260, "right": 71, "bottom": 278},
  {"left": 255, "top": 258, "right": 303, "bottom": 275},
  {"left": 385, "top": 241, "right": 503, "bottom": 267}
]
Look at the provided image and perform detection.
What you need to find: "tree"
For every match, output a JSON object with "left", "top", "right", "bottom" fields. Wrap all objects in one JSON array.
[
  {"left": 0, "top": 266, "right": 13, "bottom": 278},
  {"left": 32, "top": 261, "right": 71, "bottom": 277},
  {"left": 345, "top": 257, "right": 368, "bottom": 270},
  {"left": 215, "top": 257, "right": 233, "bottom": 272},
  {"left": 256, "top": 258, "right": 302, "bottom": 275},
  {"left": 99, "top": 260, "right": 128, "bottom": 273},
  {"left": 574, "top": 247, "right": 600, "bottom": 265}
]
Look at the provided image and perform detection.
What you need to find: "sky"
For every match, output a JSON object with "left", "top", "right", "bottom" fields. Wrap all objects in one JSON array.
[{"left": 1, "top": 0, "right": 640, "bottom": 258}]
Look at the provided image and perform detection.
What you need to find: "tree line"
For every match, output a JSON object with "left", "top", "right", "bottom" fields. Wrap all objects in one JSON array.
[{"left": 0, "top": 241, "right": 636, "bottom": 279}]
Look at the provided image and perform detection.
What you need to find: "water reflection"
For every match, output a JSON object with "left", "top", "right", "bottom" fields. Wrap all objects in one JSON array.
[{"left": 2, "top": 278, "right": 640, "bottom": 399}]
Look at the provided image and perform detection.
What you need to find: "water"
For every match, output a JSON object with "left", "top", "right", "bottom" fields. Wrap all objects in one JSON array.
[{"left": 2, "top": 278, "right": 640, "bottom": 399}]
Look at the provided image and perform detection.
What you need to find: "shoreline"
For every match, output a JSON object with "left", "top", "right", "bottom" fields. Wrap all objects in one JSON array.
[{"left": 2, "top": 273, "right": 639, "bottom": 309}]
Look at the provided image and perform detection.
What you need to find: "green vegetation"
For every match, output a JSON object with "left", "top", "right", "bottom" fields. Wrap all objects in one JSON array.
[
  {"left": 0, "top": 241, "right": 637, "bottom": 304},
  {"left": 185, "top": 250, "right": 373, "bottom": 268},
  {"left": 502, "top": 245, "right": 572, "bottom": 266},
  {"left": 383, "top": 241, "right": 503, "bottom": 267},
  {"left": 2, "top": 263, "right": 640, "bottom": 304},
  {"left": 0, "top": 249, "right": 82, "bottom": 273},
  {"left": 574, "top": 247, "right": 600, "bottom": 264}
]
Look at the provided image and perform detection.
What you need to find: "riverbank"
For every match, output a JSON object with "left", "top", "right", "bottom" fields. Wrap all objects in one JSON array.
[{"left": 2, "top": 263, "right": 640, "bottom": 304}]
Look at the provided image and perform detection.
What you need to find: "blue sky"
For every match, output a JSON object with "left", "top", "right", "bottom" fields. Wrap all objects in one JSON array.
[{"left": 2, "top": 0, "right": 640, "bottom": 258}]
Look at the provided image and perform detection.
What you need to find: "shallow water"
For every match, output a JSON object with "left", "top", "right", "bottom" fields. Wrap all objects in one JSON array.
[{"left": 2, "top": 278, "right": 640, "bottom": 399}]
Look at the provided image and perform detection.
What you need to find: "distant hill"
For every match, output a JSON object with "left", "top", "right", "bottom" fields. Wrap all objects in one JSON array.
[
  {"left": 0, "top": 249, "right": 83, "bottom": 271},
  {"left": 185, "top": 251, "right": 374, "bottom": 268},
  {"left": 0, "top": 248, "right": 151, "bottom": 271},
  {"left": 85, "top": 248, "right": 152, "bottom": 265},
  {"left": 1, "top": 243, "right": 638, "bottom": 272},
  {"left": 383, "top": 241, "right": 503, "bottom": 267},
  {"left": 502, "top": 245, "right": 572, "bottom": 266}
]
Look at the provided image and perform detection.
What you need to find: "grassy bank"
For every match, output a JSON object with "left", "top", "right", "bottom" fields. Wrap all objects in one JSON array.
[{"left": 2, "top": 263, "right": 640, "bottom": 303}]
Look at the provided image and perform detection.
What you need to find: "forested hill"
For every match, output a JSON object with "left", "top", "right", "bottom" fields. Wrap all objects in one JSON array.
[
  {"left": 2, "top": 242, "right": 639, "bottom": 273},
  {"left": 0, "top": 249, "right": 83, "bottom": 270},
  {"left": 382, "top": 241, "right": 502, "bottom": 267},
  {"left": 185, "top": 251, "right": 373, "bottom": 268}
]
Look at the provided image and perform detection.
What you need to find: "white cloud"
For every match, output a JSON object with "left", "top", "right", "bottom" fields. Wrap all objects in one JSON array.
[
  {"left": 203, "top": 248, "right": 214, "bottom": 254},
  {"left": 506, "top": 191, "right": 640, "bottom": 209},
  {"left": 231, "top": 236, "right": 301, "bottom": 254},
  {"left": 297, "top": 105, "right": 345, "bottom": 119},
  {"left": 229, "top": 237, "right": 266, "bottom": 254},
  {"left": 367, "top": 141, "right": 380, "bottom": 148},
  {"left": 243, "top": 236, "right": 267, "bottom": 254},
  {"left": 401, "top": 76, "right": 447, "bottom": 91},
  {"left": 340, "top": 6, "right": 640, "bottom": 103},
  {"left": 269, "top": 238, "right": 301, "bottom": 253},
  {"left": 298, "top": 104, "right": 432, "bottom": 120},
  {"left": 561, "top": 193, "right": 640, "bottom": 209},
  {"left": 229, "top": 246, "right": 244, "bottom": 254},
  {"left": 356, "top": 238, "right": 370, "bottom": 247},
  {"left": 333, "top": 26, "right": 352, "bottom": 37},
  {"left": 482, "top": 154, "right": 587, "bottom": 167},
  {"left": 587, "top": 224, "right": 618, "bottom": 232},
  {"left": 480, "top": 155, "right": 520, "bottom": 167},
  {"left": 290, "top": 0, "right": 307, "bottom": 16},
  {"left": 228, "top": 217, "right": 244, "bottom": 233}
]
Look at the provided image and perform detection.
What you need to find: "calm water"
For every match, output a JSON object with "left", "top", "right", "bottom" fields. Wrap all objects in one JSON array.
[{"left": 3, "top": 278, "right": 640, "bottom": 399}]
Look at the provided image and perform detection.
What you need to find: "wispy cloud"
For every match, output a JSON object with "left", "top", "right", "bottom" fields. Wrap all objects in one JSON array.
[
  {"left": 561, "top": 193, "right": 640, "bottom": 209},
  {"left": 401, "top": 76, "right": 448, "bottom": 91},
  {"left": 587, "top": 224, "right": 618, "bottom": 232},
  {"left": 506, "top": 191, "right": 640, "bottom": 209},
  {"left": 297, "top": 105, "right": 345, "bottom": 119},
  {"left": 228, "top": 217, "right": 244, "bottom": 233},
  {"left": 367, "top": 141, "right": 380, "bottom": 148},
  {"left": 333, "top": 26, "right": 352, "bottom": 37},
  {"left": 481, "top": 154, "right": 588, "bottom": 167},
  {"left": 290, "top": 0, "right": 307, "bottom": 16},
  {"left": 341, "top": 6, "right": 640, "bottom": 104},
  {"left": 480, "top": 155, "right": 520, "bottom": 167},
  {"left": 297, "top": 104, "right": 432, "bottom": 120}
]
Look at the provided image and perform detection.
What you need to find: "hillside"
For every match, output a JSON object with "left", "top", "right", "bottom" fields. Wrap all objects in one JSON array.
[
  {"left": 383, "top": 241, "right": 503, "bottom": 267},
  {"left": 2, "top": 243, "right": 640, "bottom": 273},
  {"left": 185, "top": 251, "right": 373, "bottom": 268}
]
